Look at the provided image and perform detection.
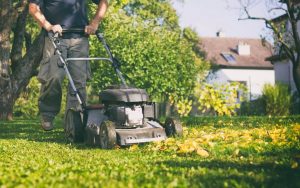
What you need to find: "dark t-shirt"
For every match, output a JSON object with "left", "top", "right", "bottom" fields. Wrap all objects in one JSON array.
[{"left": 30, "top": 0, "right": 99, "bottom": 30}]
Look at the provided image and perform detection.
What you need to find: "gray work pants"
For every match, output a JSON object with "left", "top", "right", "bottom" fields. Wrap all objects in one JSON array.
[{"left": 37, "top": 36, "right": 90, "bottom": 118}]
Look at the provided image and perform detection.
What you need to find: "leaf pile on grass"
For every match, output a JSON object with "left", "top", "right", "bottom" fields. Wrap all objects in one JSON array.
[
  {"left": 141, "top": 117, "right": 300, "bottom": 166},
  {"left": 143, "top": 128, "right": 210, "bottom": 157}
]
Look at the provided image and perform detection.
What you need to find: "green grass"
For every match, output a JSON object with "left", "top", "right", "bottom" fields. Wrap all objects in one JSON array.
[{"left": 0, "top": 116, "right": 300, "bottom": 188}]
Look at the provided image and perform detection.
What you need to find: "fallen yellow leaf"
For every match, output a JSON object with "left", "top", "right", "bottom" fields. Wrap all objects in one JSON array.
[
  {"left": 129, "top": 144, "right": 138, "bottom": 151},
  {"left": 196, "top": 148, "right": 209, "bottom": 157},
  {"left": 233, "top": 149, "right": 240, "bottom": 156},
  {"left": 293, "top": 124, "right": 300, "bottom": 131},
  {"left": 291, "top": 161, "right": 298, "bottom": 169}
]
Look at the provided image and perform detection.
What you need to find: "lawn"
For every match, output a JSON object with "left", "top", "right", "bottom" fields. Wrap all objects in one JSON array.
[{"left": 0, "top": 116, "right": 299, "bottom": 188}]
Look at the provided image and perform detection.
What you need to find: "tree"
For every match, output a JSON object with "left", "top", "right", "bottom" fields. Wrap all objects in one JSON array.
[
  {"left": 238, "top": 0, "right": 300, "bottom": 94},
  {"left": 0, "top": 0, "right": 44, "bottom": 120}
]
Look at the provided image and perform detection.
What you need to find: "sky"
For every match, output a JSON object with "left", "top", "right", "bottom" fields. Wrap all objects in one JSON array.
[{"left": 171, "top": 0, "right": 283, "bottom": 39}]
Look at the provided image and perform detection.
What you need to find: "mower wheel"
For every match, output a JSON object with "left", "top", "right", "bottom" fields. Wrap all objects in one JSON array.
[
  {"left": 99, "top": 120, "right": 117, "bottom": 149},
  {"left": 164, "top": 117, "right": 183, "bottom": 137},
  {"left": 65, "top": 109, "right": 85, "bottom": 143}
]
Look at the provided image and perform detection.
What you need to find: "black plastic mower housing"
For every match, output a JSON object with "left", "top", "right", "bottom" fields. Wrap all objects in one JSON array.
[{"left": 99, "top": 87, "right": 149, "bottom": 103}]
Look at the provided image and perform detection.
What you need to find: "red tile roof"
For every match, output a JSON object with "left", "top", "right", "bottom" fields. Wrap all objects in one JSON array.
[{"left": 199, "top": 37, "right": 274, "bottom": 69}]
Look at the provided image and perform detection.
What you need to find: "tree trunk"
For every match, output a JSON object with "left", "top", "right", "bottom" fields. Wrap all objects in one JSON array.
[
  {"left": 292, "top": 61, "right": 300, "bottom": 94},
  {"left": 0, "top": 1, "right": 15, "bottom": 120},
  {"left": 0, "top": 31, "right": 13, "bottom": 119},
  {"left": 0, "top": 1, "right": 44, "bottom": 120}
]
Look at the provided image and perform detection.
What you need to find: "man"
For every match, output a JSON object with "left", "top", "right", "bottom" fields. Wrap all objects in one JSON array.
[{"left": 29, "top": 0, "right": 108, "bottom": 131}]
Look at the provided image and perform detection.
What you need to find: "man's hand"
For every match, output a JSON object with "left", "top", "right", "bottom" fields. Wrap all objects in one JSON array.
[
  {"left": 86, "top": 0, "right": 108, "bottom": 35},
  {"left": 48, "top": 24, "right": 63, "bottom": 35},
  {"left": 85, "top": 21, "right": 98, "bottom": 35}
]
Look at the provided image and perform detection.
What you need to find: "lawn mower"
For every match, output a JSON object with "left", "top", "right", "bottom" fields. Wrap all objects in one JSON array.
[{"left": 48, "top": 29, "right": 183, "bottom": 149}]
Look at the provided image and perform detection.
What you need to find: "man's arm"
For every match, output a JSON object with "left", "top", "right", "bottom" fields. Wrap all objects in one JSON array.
[
  {"left": 29, "top": 3, "right": 62, "bottom": 34},
  {"left": 85, "top": 0, "right": 108, "bottom": 34}
]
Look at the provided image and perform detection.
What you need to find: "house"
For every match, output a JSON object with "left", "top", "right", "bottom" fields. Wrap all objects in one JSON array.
[
  {"left": 265, "top": 13, "right": 298, "bottom": 93},
  {"left": 200, "top": 32, "right": 275, "bottom": 100}
]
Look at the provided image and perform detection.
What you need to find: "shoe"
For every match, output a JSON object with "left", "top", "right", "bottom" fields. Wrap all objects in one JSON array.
[{"left": 41, "top": 115, "right": 54, "bottom": 131}]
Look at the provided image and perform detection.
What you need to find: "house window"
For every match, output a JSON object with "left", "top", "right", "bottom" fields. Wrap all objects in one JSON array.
[{"left": 221, "top": 53, "right": 236, "bottom": 63}]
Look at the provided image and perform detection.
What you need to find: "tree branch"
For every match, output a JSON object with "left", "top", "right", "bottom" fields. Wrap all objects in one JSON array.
[
  {"left": 11, "top": 5, "right": 29, "bottom": 70},
  {"left": 239, "top": 6, "right": 296, "bottom": 62},
  {"left": 268, "top": 7, "right": 287, "bottom": 13},
  {"left": 285, "top": 0, "right": 300, "bottom": 64}
]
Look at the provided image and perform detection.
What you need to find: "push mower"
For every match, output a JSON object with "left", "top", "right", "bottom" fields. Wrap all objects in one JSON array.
[{"left": 48, "top": 29, "right": 183, "bottom": 149}]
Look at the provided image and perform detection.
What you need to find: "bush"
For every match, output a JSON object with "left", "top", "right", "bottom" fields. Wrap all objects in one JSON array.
[
  {"left": 239, "top": 98, "right": 266, "bottom": 116},
  {"left": 88, "top": 3, "right": 209, "bottom": 104},
  {"left": 194, "top": 82, "right": 247, "bottom": 116},
  {"left": 262, "top": 83, "right": 291, "bottom": 116}
]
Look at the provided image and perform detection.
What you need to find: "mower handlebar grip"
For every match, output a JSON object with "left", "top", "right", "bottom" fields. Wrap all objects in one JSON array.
[
  {"left": 61, "top": 29, "right": 103, "bottom": 37},
  {"left": 47, "top": 31, "right": 59, "bottom": 38},
  {"left": 48, "top": 29, "right": 103, "bottom": 38},
  {"left": 62, "top": 28, "right": 85, "bottom": 34}
]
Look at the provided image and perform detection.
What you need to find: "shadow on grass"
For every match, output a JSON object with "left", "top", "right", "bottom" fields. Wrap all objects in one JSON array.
[
  {"left": 0, "top": 118, "right": 102, "bottom": 150},
  {"left": 0, "top": 118, "right": 66, "bottom": 144},
  {"left": 158, "top": 159, "right": 300, "bottom": 187}
]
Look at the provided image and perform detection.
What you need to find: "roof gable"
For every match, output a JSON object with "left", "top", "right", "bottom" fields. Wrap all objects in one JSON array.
[{"left": 199, "top": 37, "right": 274, "bottom": 69}]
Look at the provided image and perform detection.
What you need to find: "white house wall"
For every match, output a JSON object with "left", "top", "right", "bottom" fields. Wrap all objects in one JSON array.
[
  {"left": 274, "top": 60, "right": 297, "bottom": 93},
  {"left": 208, "top": 69, "right": 275, "bottom": 100}
]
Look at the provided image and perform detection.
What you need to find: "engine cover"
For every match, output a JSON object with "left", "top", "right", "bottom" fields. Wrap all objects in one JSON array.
[{"left": 108, "top": 105, "right": 144, "bottom": 127}]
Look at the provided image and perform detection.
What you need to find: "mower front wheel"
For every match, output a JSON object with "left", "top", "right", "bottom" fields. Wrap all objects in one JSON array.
[
  {"left": 65, "top": 109, "right": 85, "bottom": 143},
  {"left": 164, "top": 117, "right": 183, "bottom": 137},
  {"left": 99, "top": 120, "right": 117, "bottom": 149}
]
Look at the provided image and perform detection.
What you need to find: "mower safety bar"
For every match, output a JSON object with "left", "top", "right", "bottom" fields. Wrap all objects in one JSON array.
[{"left": 48, "top": 30, "right": 127, "bottom": 87}]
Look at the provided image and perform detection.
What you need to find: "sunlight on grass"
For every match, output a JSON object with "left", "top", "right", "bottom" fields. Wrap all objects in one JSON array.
[{"left": 0, "top": 116, "right": 299, "bottom": 187}]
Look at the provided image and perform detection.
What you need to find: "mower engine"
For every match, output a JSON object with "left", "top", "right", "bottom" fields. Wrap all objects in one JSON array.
[
  {"left": 97, "top": 86, "right": 167, "bottom": 146},
  {"left": 107, "top": 104, "right": 144, "bottom": 127}
]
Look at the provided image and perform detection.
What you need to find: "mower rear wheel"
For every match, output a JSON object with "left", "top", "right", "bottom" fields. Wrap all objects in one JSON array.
[
  {"left": 65, "top": 109, "right": 85, "bottom": 143},
  {"left": 164, "top": 117, "right": 183, "bottom": 137},
  {"left": 99, "top": 120, "right": 117, "bottom": 149}
]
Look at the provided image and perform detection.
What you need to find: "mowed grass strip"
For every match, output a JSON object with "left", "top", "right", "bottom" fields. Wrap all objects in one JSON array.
[{"left": 0, "top": 116, "right": 299, "bottom": 188}]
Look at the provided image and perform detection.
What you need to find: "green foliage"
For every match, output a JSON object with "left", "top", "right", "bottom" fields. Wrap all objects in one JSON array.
[
  {"left": 182, "top": 27, "right": 207, "bottom": 62},
  {"left": 182, "top": 28, "right": 199, "bottom": 43},
  {"left": 121, "top": 0, "right": 179, "bottom": 28},
  {"left": 169, "top": 96, "right": 193, "bottom": 117},
  {"left": 24, "top": 13, "right": 41, "bottom": 41},
  {"left": 14, "top": 77, "right": 40, "bottom": 118},
  {"left": 0, "top": 116, "right": 300, "bottom": 187},
  {"left": 262, "top": 83, "right": 291, "bottom": 116},
  {"left": 194, "top": 82, "right": 248, "bottom": 116}
]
